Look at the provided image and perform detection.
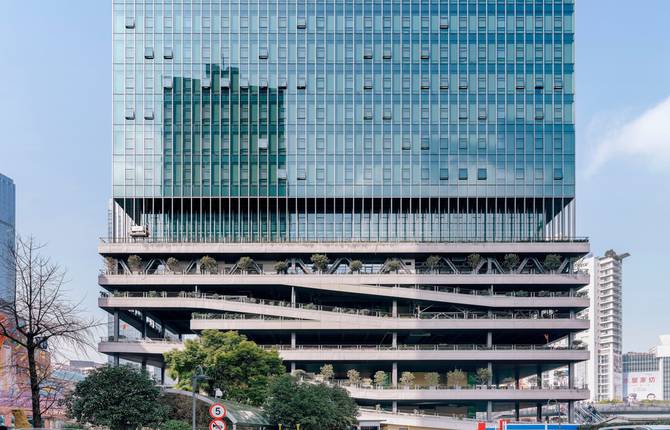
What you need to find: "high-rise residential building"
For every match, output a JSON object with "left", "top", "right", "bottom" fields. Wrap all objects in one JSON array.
[
  {"left": 0, "top": 173, "right": 15, "bottom": 303},
  {"left": 623, "top": 335, "right": 670, "bottom": 402},
  {"left": 101, "top": 0, "right": 589, "bottom": 424},
  {"left": 574, "top": 250, "right": 628, "bottom": 402}
]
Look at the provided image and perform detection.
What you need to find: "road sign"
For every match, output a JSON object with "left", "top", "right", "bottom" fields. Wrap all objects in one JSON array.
[
  {"left": 209, "top": 403, "right": 227, "bottom": 419},
  {"left": 209, "top": 420, "right": 226, "bottom": 430}
]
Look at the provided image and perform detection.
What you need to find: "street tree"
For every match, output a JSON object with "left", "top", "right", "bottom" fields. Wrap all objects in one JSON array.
[
  {"left": 66, "top": 365, "right": 168, "bottom": 430},
  {"left": 164, "top": 330, "right": 285, "bottom": 406},
  {"left": 0, "top": 236, "right": 99, "bottom": 428},
  {"left": 264, "top": 374, "right": 358, "bottom": 430}
]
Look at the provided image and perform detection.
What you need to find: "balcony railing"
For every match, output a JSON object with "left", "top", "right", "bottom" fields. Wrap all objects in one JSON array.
[
  {"left": 101, "top": 236, "right": 590, "bottom": 244},
  {"left": 99, "top": 338, "right": 585, "bottom": 352},
  {"left": 102, "top": 291, "right": 581, "bottom": 320}
]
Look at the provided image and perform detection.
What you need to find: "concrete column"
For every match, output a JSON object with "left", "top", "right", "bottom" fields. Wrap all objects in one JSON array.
[
  {"left": 392, "top": 300, "right": 398, "bottom": 317},
  {"left": 486, "top": 331, "right": 493, "bottom": 347},
  {"left": 392, "top": 401, "right": 398, "bottom": 413},
  {"left": 291, "top": 332, "right": 296, "bottom": 348},
  {"left": 142, "top": 311, "right": 148, "bottom": 338},
  {"left": 514, "top": 366, "right": 520, "bottom": 389},
  {"left": 291, "top": 287, "right": 296, "bottom": 307},
  {"left": 392, "top": 332, "right": 398, "bottom": 348},
  {"left": 536, "top": 364, "right": 543, "bottom": 388},
  {"left": 392, "top": 362, "right": 398, "bottom": 386},
  {"left": 568, "top": 362, "right": 575, "bottom": 389},
  {"left": 113, "top": 310, "right": 120, "bottom": 341},
  {"left": 486, "top": 401, "right": 493, "bottom": 421},
  {"left": 515, "top": 401, "right": 520, "bottom": 421},
  {"left": 290, "top": 362, "right": 296, "bottom": 373},
  {"left": 536, "top": 403, "right": 542, "bottom": 422},
  {"left": 160, "top": 366, "right": 166, "bottom": 385},
  {"left": 568, "top": 401, "right": 575, "bottom": 422},
  {"left": 141, "top": 358, "right": 147, "bottom": 370},
  {"left": 113, "top": 353, "right": 120, "bottom": 366},
  {"left": 487, "top": 362, "right": 493, "bottom": 385},
  {"left": 160, "top": 320, "right": 166, "bottom": 339}
]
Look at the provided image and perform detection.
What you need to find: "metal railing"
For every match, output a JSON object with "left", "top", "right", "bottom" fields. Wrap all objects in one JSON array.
[
  {"left": 102, "top": 291, "right": 583, "bottom": 320},
  {"left": 101, "top": 236, "right": 590, "bottom": 244},
  {"left": 340, "top": 381, "right": 587, "bottom": 391},
  {"left": 99, "top": 337, "right": 585, "bottom": 352}
]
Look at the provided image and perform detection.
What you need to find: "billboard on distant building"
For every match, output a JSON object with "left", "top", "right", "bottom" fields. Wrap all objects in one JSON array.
[{"left": 624, "top": 371, "right": 663, "bottom": 401}]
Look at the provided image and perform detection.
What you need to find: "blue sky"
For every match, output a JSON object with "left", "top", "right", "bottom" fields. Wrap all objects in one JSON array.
[{"left": 0, "top": 1, "right": 668, "bottom": 356}]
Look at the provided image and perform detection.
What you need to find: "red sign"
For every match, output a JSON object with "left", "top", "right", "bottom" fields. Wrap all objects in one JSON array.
[
  {"left": 209, "top": 403, "right": 227, "bottom": 419},
  {"left": 209, "top": 420, "right": 226, "bottom": 430}
]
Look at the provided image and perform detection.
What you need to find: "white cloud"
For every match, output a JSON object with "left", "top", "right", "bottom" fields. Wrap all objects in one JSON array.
[{"left": 585, "top": 95, "right": 670, "bottom": 176}]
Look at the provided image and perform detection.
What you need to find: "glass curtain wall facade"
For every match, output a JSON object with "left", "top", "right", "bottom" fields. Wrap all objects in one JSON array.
[
  {"left": 0, "top": 173, "right": 15, "bottom": 303},
  {"left": 104, "top": 0, "right": 589, "bottom": 423},
  {"left": 112, "top": 0, "right": 576, "bottom": 243}
]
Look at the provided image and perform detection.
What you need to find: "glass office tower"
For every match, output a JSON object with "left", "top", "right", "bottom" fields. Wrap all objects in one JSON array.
[
  {"left": 0, "top": 173, "right": 15, "bottom": 304},
  {"left": 102, "top": 0, "right": 589, "bottom": 424}
]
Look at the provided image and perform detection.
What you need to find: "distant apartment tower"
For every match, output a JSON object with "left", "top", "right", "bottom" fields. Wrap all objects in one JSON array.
[
  {"left": 623, "top": 335, "right": 670, "bottom": 401},
  {"left": 0, "top": 173, "right": 15, "bottom": 303},
  {"left": 575, "top": 250, "right": 628, "bottom": 401}
]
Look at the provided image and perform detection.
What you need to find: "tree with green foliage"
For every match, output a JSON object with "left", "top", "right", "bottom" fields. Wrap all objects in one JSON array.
[
  {"left": 264, "top": 374, "right": 358, "bottom": 430},
  {"left": 199, "top": 256, "right": 218, "bottom": 274},
  {"left": 319, "top": 364, "right": 335, "bottom": 381},
  {"left": 274, "top": 260, "right": 289, "bottom": 274},
  {"left": 373, "top": 370, "right": 388, "bottom": 387},
  {"left": 425, "top": 372, "right": 441, "bottom": 388},
  {"left": 543, "top": 254, "right": 562, "bottom": 272},
  {"left": 349, "top": 260, "right": 363, "bottom": 273},
  {"left": 310, "top": 254, "right": 330, "bottom": 273},
  {"left": 475, "top": 367, "right": 492, "bottom": 386},
  {"left": 502, "top": 254, "right": 520, "bottom": 273},
  {"left": 164, "top": 330, "right": 285, "bottom": 406},
  {"left": 466, "top": 254, "right": 481, "bottom": 272},
  {"left": 446, "top": 369, "right": 468, "bottom": 388},
  {"left": 425, "top": 255, "right": 442, "bottom": 273},
  {"left": 127, "top": 255, "right": 142, "bottom": 273},
  {"left": 399, "top": 371, "right": 415, "bottom": 388},
  {"left": 384, "top": 259, "right": 401, "bottom": 273},
  {"left": 346, "top": 369, "right": 361, "bottom": 385},
  {"left": 161, "top": 420, "right": 191, "bottom": 430},
  {"left": 166, "top": 257, "right": 180, "bottom": 273},
  {"left": 66, "top": 365, "right": 168, "bottom": 430},
  {"left": 236, "top": 256, "right": 254, "bottom": 273}
]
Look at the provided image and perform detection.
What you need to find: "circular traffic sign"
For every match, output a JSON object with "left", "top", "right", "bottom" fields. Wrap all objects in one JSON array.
[
  {"left": 209, "top": 403, "right": 227, "bottom": 419},
  {"left": 209, "top": 420, "right": 227, "bottom": 430}
]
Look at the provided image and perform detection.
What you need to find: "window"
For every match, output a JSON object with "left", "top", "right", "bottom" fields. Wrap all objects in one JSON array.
[
  {"left": 553, "top": 168, "right": 564, "bottom": 180},
  {"left": 421, "top": 48, "right": 430, "bottom": 60},
  {"left": 125, "top": 108, "right": 135, "bottom": 120},
  {"left": 163, "top": 47, "right": 173, "bottom": 59},
  {"left": 297, "top": 77, "right": 306, "bottom": 89},
  {"left": 144, "top": 47, "right": 154, "bottom": 59},
  {"left": 259, "top": 48, "right": 268, "bottom": 59},
  {"left": 458, "top": 168, "right": 468, "bottom": 180},
  {"left": 297, "top": 169, "right": 307, "bottom": 180},
  {"left": 125, "top": 17, "right": 135, "bottom": 29},
  {"left": 477, "top": 168, "right": 487, "bottom": 180},
  {"left": 383, "top": 47, "right": 392, "bottom": 59},
  {"left": 364, "top": 78, "right": 373, "bottom": 90},
  {"left": 162, "top": 75, "right": 173, "bottom": 88},
  {"left": 363, "top": 48, "right": 373, "bottom": 60},
  {"left": 421, "top": 168, "right": 430, "bottom": 181},
  {"left": 144, "top": 108, "right": 154, "bottom": 120},
  {"left": 297, "top": 18, "right": 306, "bottom": 29},
  {"left": 258, "top": 138, "right": 268, "bottom": 150},
  {"left": 439, "top": 168, "right": 449, "bottom": 180},
  {"left": 515, "top": 168, "right": 525, "bottom": 180},
  {"left": 535, "top": 168, "right": 544, "bottom": 180},
  {"left": 440, "top": 17, "right": 449, "bottom": 29},
  {"left": 459, "top": 137, "right": 467, "bottom": 150}
]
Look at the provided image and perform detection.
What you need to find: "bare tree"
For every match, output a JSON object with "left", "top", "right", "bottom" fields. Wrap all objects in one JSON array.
[{"left": 0, "top": 236, "right": 99, "bottom": 427}]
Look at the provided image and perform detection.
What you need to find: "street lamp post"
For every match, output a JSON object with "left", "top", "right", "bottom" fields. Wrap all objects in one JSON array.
[{"left": 192, "top": 366, "right": 209, "bottom": 430}]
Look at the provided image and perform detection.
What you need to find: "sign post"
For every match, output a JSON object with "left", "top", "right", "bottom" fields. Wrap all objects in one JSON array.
[
  {"left": 209, "top": 403, "right": 227, "bottom": 420},
  {"left": 209, "top": 419, "right": 227, "bottom": 430},
  {"left": 209, "top": 403, "right": 227, "bottom": 430}
]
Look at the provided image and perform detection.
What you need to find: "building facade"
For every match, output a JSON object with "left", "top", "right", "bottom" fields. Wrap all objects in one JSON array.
[
  {"left": 574, "top": 250, "right": 628, "bottom": 402},
  {"left": 102, "top": 0, "right": 588, "bottom": 423},
  {"left": 623, "top": 335, "right": 670, "bottom": 402},
  {"left": 0, "top": 173, "right": 15, "bottom": 304}
]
